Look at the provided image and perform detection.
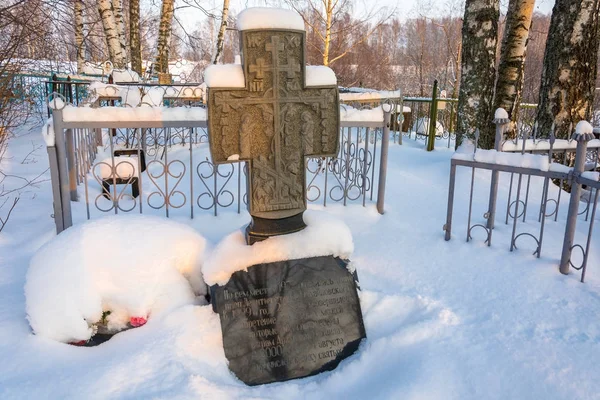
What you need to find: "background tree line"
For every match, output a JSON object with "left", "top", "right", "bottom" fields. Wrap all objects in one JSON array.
[
  {"left": 457, "top": 0, "right": 600, "bottom": 147},
  {"left": 2, "top": 0, "right": 600, "bottom": 146},
  {"left": 0, "top": 0, "right": 555, "bottom": 100}
]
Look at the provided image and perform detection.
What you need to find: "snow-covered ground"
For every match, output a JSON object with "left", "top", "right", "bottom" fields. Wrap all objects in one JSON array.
[{"left": 1, "top": 123, "right": 599, "bottom": 399}]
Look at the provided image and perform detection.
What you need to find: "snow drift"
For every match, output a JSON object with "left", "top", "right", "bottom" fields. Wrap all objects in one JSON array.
[
  {"left": 25, "top": 215, "right": 208, "bottom": 343},
  {"left": 203, "top": 210, "right": 354, "bottom": 286}
]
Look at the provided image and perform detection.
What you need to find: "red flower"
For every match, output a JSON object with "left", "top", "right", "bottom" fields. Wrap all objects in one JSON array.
[{"left": 130, "top": 316, "right": 147, "bottom": 327}]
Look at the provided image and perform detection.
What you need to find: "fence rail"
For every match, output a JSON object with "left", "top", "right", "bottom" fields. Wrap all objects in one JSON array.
[
  {"left": 46, "top": 96, "right": 392, "bottom": 233},
  {"left": 338, "top": 82, "right": 546, "bottom": 152},
  {"left": 444, "top": 118, "right": 599, "bottom": 282}
]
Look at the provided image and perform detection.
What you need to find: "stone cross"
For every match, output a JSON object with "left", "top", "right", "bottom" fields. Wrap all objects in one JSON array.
[{"left": 207, "top": 28, "right": 340, "bottom": 243}]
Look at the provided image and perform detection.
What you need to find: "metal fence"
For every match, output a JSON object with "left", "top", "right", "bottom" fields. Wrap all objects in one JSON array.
[
  {"left": 399, "top": 96, "right": 457, "bottom": 149},
  {"left": 3, "top": 73, "right": 102, "bottom": 117},
  {"left": 44, "top": 76, "right": 95, "bottom": 116},
  {"left": 342, "top": 81, "right": 539, "bottom": 152},
  {"left": 339, "top": 92, "right": 458, "bottom": 150},
  {"left": 444, "top": 117, "right": 600, "bottom": 282},
  {"left": 46, "top": 95, "right": 392, "bottom": 233}
]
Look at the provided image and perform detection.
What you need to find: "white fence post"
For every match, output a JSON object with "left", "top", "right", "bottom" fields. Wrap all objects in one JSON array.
[
  {"left": 559, "top": 126, "right": 594, "bottom": 275},
  {"left": 377, "top": 107, "right": 392, "bottom": 214},
  {"left": 51, "top": 107, "right": 73, "bottom": 231},
  {"left": 487, "top": 111, "right": 510, "bottom": 230}
]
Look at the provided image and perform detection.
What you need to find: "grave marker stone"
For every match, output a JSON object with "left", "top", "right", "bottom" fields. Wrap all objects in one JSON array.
[
  {"left": 211, "top": 256, "right": 365, "bottom": 386},
  {"left": 207, "top": 22, "right": 340, "bottom": 243},
  {"left": 206, "top": 8, "right": 365, "bottom": 386}
]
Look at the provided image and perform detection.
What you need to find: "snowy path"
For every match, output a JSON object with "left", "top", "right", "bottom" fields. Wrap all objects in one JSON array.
[{"left": 0, "top": 127, "right": 599, "bottom": 399}]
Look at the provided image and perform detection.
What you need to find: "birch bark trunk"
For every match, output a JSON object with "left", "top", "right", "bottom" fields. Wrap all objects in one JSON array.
[
  {"left": 97, "top": 0, "right": 126, "bottom": 69},
  {"left": 75, "top": 0, "right": 85, "bottom": 74},
  {"left": 130, "top": 0, "right": 142, "bottom": 75},
  {"left": 211, "top": 0, "right": 230, "bottom": 64},
  {"left": 112, "top": 0, "right": 128, "bottom": 66},
  {"left": 323, "top": 0, "right": 332, "bottom": 66},
  {"left": 156, "top": 0, "right": 175, "bottom": 74},
  {"left": 456, "top": 0, "right": 499, "bottom": 149},
  {"left": 536, "top": 0, "right": 600, "bottom": 139},
  {"left": 492, "top": 0, "right": 535, "bottom": 139}
]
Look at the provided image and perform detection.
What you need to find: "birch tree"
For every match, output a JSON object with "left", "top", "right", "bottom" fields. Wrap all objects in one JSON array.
[
  {"left": 288, "top": 0, "right": 392, "bottom": 67},
  {"left": 130, "top": 0, "right": 142, "bottom": 75},
  {"left": 97, "top": 0, "right": 127, "bottom": 68},
  {"left": 156, "top": 0, "right": 175, "bottom": 74},
  {"left": 456, "top": 0, "right": 499, "bottom": 149},
  {"left": 211, "top": 0, "right": 230, "bottom": 64},
  {"left": 491, "top": 0, "right": 535, "bottom": 139},
  {"left": 536, "top": 0, "right": 600, "bottom": 139},
  {"left": 112, "top": 0, "right": 127, "bottom": 64},
  {"left": 74, "top": 0, "right": 85, "bottom": 74}
]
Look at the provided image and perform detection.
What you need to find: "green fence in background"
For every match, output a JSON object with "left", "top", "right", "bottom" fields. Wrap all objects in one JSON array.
[{"left": 341, "top": 81, "right": 539, "bottom": 151}]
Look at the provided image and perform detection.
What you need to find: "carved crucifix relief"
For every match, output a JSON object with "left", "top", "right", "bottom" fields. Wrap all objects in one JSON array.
[{"left": 207, "top": 29, "right": 340, "bottom": 227}]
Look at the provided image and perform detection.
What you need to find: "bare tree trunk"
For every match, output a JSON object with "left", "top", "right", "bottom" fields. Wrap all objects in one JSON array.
[
  {"left": 451, "top": 42, "right": 462, "bottom": 99},
  {"left": 456, "top": 0, "right": 499, "bottom": 149},
  {"left": 156, "top": 0, "right": 175, "bottom": 74},
  {"left": 130, "top": 0, "right": 142, "bottom": 74},
  {"left": 323, "top": 0, "right": 332, "bottom": 66},
  {"left": 97, "top": 0, "right": 126, "bottom": 68},
  {"left": 211, "top": 0, "right": 230, "bottom": 64},
  {"left": 75, "top": 0, "right": 85, "bottom": 74},
  {"left": 536, "top": 0, "right": 600, "bottom": 139},
  {"left": 288, "top": 0, "right": 388, "bottom": 68},
  {"left": 112, "top": 0, "right": 127, "bottom": 66},
  {"left": 492, "top": 0, "right": 535, "bottom": 139}
]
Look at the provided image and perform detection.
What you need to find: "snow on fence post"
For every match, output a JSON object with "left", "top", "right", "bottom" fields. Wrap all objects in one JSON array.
[
  {"left": 50, "top": 104, "right": 73, "bottom": 232},
  {"left": 427, "top": 80, "right": 439, "bottom": 152},
  {"left": 377, "top": 105, "right": 392, "bottom": 214},
  {"left": 559, "top": 122, "right": 595, "bottom": 276},
  {"left": 486, "top": 109, "right": 511, "bottom": 231}
]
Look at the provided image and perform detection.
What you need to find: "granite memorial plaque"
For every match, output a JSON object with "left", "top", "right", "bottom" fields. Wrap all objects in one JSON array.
[{"left": 211, "top": 255, "right": 366, "bottom": 386}]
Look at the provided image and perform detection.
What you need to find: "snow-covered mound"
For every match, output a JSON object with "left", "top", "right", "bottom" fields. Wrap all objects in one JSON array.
[
  {"left": 340, "top": 104, "right": 384, "bottom": 122},
  {"left": 339, "top": 89, "right": 402, "bottom": 101},
  {"left": 494, "top": 107, "right": 509, "bottom": 120},
  {"left": 25, "top": 215, "right": 208, "bottom": 344},
  {"left": 204, "top": 64, "right": 245, "bottom": 88},
  {"left": 453, "top": 149, "right": 551, "bottom": 171},
  {"left": 204, "top": 65, "right": 337, "bottom": 88},
  {"left": 204, "top": 210, "right": 354, "bottom": 286},
  {"left": 88, "top": 81, "right": 164, "bottom": 107},
  {"left": 112, "top": 68, "right": 140, "bottom": 83},
  {"left": 576, "top": 120, "right": 594, "bottom": 135},
  {"left": 305, "top": 66, "right": 337, "bottom": 86},
  {"left": 236, "top": 7, "right": 305, "bottom": 31}
]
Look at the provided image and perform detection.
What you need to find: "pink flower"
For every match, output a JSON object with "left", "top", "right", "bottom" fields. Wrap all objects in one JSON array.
[{"left": 130, "top": 316, "right": 147, "bottom": 327}]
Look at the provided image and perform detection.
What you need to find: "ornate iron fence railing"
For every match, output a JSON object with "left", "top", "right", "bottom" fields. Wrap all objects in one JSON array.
[
  {"left": 45, "top": 95, "right": 392, "bottom": 233},
  {"left": 444, "top": 117, "right": 600, "bottom": 282}
]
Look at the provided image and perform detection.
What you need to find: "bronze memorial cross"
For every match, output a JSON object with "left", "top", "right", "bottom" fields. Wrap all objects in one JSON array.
[{"left": 207, "top": 28, "right": 340, "bottom": 244}]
